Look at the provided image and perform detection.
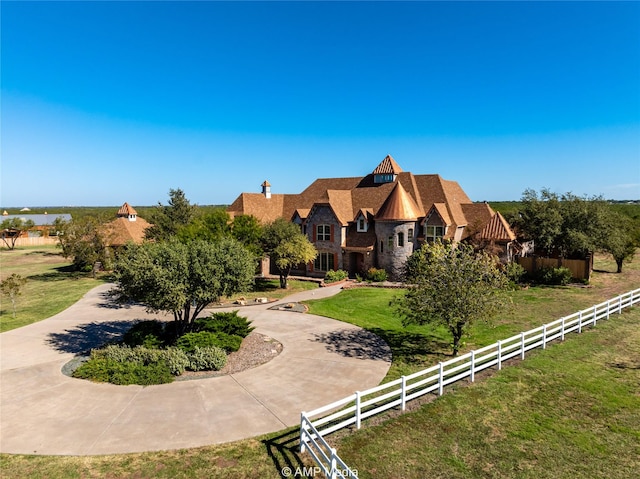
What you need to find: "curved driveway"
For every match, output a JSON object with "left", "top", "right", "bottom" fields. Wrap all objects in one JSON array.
[{"left": 0, "top": 283, "right": 391, "bottom": 455}]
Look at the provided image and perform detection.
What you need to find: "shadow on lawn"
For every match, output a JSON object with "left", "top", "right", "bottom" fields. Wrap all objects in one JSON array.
[
  {"left": 47, "top": 320, "right": 139, "bottom": 354},
  {"left": 367, "top": 328, "right": 452, "bottom": 361},
  {"left": 262, "top": 428, "right": 308, "bottom": 479},
  {"left": 312, "top": 328, "right": 392, "bottom": 362},
  {"left": 29, "top": 265, "right": 87, "bottom": 282}
]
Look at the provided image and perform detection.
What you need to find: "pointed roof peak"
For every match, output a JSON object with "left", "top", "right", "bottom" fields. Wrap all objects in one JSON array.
[
  {"left": 117, "top": 202, "right": 138, "bottom": 217},
  {"left": 373, "top": 154, "right": 403, "bottom": 175},
  {"left": 375, "top": 181, "right": 423, "bottom": 221}
]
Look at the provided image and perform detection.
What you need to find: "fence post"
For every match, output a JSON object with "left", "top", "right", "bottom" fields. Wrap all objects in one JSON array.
[
  {"left": 299, "top": 413, "right": 307, "bottom": 453},
  {"left": 578, "top": 311, "right": 583, "bottom": 333},
  {"left": 593, "top": 305, "right": 598, "bottom": 326},
  {"left": 355, "top": 391, "right": 361, "bottom": 429},
  {"left": 497, "top": 341, "right": 502, "bottom": 371},
  {"left": 619, "top": 294, "right": 623, "bottom": 313},
  {"left": 401, "top": 376, "right": 407, "bottom": 411},
  {"left": 330, "top": 448, "right": 338, "bottom": 479},
  {"left": 561, "top": 317, "right": 565, "bottom": 341},
  {"left": 542, "top": 324, "right": 547, "bottom": 350},
  {"left": 470, "top": 350, "right": 475, "bottom": 383},
  {"left": 438, "top": 362, "right": 444, "bottom": 396},
  {"left": 521, "top": 333, "right": 525, "bottom": 360}
]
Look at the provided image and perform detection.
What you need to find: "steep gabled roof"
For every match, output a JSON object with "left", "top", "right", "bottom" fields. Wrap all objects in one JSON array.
[
  {"left": 373, "top": 154, "right": 403, "bottom": 175},
  {"left": 117, "top": 202, "right": 138, "bottom": 217},
  {"left": 480, "top": 211, "right": 516, "bottom": 241},
  {"left": 375, "top": 182, "right": 423, "bottom": 221}
]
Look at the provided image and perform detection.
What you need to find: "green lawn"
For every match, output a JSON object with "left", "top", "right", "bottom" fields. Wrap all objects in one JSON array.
[
  {"left": 1, "top": 251, "right": 638, "bottom": 478},
  {"left": 0, "top": 245, "right": 106, "bottom": 332}
]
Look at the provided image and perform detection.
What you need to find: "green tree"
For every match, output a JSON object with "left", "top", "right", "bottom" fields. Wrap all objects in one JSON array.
[
  {"left": 145, "top": 188, "right": 196, "bottom": 241},
  {"left": 0, "top": 273, "right": 27, "bottom": 318},
  {"left": 113, "top": 238, "right": 255, "bottom": 334},
  {"left": 508, "top": 189, "right": 610, "bottom": 258},
  {"left": 176, "top": 208, "right": 231, "bottom": 243},
  {"left": 601, "top": 212, "right": 639, "bottom": 273},
  {"left": 0, "top": 218, "right": 35, "bottom": 250},
  {"left": 231, "top": 214, "right": 263, "bottom": 258},
  {"left": 57, "top": 217, "right": 111, "bottom": 271},
  {"left": 395, "top": 241, "right": 508, "bottom": 356},
  {"left": 262, "top": 218, "right": 317, "bottom": 289}
]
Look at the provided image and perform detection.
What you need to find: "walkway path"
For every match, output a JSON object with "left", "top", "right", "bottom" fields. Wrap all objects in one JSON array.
[{"left": 0, "top": 284, "right": 391, "bottom": 455}]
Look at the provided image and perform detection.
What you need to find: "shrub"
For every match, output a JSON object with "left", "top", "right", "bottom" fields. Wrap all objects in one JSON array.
[
  {"left": 73, "top": 358, "right": 174, "bottom": 385},
  {"left": 187, "top": 346, "right": 227, "bottom": 371},
  {"left": 534, "top": 266, "right": 572, "bottom": 285},
  {"left": 176, "top": 331, "right": 220, "bottom": 353},
  {"left": 89, "top": 344, "right": 189, "bottom": 376},
  {"left": 324, "top": 269, "right": 348, "bottom": 283},
  {"left": 366, "top": 267, "right": 388, "bottom": 282},
  {"left": 194, "top": 311, "right": 254, "bottom": 338},
  {"left": 122, "top": 320, "right": 165, "bottom": 348},
  {"left": 176, "top": 331, "right": 242, "bottom": 353},
  {"left": 504, "top": 261, "right": 526, "bottom": 285}
]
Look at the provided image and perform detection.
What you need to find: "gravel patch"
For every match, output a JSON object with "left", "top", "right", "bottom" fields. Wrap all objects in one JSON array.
[{"left": 175, "top": 332, "right": 283, "bottom": 381}]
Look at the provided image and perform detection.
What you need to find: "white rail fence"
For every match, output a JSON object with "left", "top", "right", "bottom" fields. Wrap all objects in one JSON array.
[{"left": 299, "top": 288, "right": 639, "bottom": 477}]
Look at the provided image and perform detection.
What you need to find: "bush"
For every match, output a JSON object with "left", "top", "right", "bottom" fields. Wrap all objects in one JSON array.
[
  {"left": 176, "top": 331, "right": 220, "bottom": 353},
  {"left": 366, "top": 267, "right": 388, "bottom": 282},
  {"left": 534, "top": 266, "right": 573, "bottom": 285},
  {"left": 324, "top": 269, "right": 348, "bottom": 283},
  {"left": 504, "top": 261, "right": 526, "bottom": 285},
  {"left": 73, "top": 358, "right": 174, "bottom": 385},
  {"left": 176, "top": 331, "right": 242, "bottom": 353},
  {"left": 187, "top": 346, "right": 227, "bottom": 371},
  {"left": 122, "top": 320, "right": 166, "bottom": 348},
  {"left": 89, "top": 344, "right": 189, "bottom": 376},
  {"left": 194, "top": 311, "right": 254, "bottom": 338}
]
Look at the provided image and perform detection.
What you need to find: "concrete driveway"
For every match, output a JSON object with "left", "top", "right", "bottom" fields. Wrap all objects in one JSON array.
[{"left": 0, "top": 283, "right": 391, "bottom": 455}]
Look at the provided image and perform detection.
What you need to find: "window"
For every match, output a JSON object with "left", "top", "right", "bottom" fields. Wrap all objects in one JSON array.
[
  {"left": 314, "top": 252, "right": 335, "bottom": 272},
  {"left": 398, "top": 232, "right": 404, "bottom": 247},
  {"left": 357, "top": 217, "right": 367, "bottom": 232},
  {"left": 408, "top": 228, "right": 414, "bottom": 241},
  {"left": 380, "top": 239, "right": 384, "bottom": 253},
  {"left": 388, "top": 236, "right": 394, "bottom": 249},
  {"left": 425, "top": 225, "right": 445, "bottom": 242},
  {"left": 317, "top": 224, "right": 331, "bottom": 241}
]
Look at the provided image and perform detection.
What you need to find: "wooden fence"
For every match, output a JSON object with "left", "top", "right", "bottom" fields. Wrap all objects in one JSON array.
[
  {"left": 4, "top": 237, "right": 58, "bottom": 247},
  {"left": 300, "top": 288, "right": 639, "bottom": 477},
  {"left": 516, "top": 255, "right": 593, "bottom": 281}
]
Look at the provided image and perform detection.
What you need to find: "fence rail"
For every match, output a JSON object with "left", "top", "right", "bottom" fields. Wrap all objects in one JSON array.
[{"left": 300, "top": 288, "right": 639, "bottom": 476}]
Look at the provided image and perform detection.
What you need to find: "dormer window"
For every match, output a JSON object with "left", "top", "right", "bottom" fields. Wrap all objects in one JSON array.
[
  {"left": 374, "top": 173, "right": 396, "bottom": 184},
  {"left": 357, "top": 216, "right": 368, "bottom": 232},
  {"left": 425, "top": 225, "right": 445, "bottom": 242}
]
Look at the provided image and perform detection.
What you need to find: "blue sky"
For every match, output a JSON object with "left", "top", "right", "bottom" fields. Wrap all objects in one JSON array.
[{"left": 2, "top": 1, "right": 639, "bottom": 207}]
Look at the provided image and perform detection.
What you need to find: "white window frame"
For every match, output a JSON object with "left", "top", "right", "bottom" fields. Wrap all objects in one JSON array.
[
  {"left": 425, "top": 225, "right": 445, "bottom": 242},
  {"left": 317, "top": 224, "right": 331, "bottom": 241},
  {"left": 357, "top": 216, "right": 367, "bottom": 232},
  {"left": 314, "top": 252, "right": 335, "bottom": 272}
]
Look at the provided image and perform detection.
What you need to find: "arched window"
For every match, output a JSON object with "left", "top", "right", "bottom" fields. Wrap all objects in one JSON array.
[
  {"left": 408, "top": 228, "right": 414, "bottom": 241},
  {"left": 398, "top": 232, "right": 404, "bottom": 247}
]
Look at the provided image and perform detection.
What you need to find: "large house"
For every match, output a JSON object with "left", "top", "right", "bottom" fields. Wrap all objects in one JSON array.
[
  {"left": 103, "top": 202, "right": 151, "bottom": 247},
  {"left": 228, "top": 155, "right": 517, "bottom": 280}
]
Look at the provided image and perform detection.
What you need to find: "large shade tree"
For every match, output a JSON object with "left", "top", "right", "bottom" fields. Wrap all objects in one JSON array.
[
  {"left": 113, "top": 238, "right": 255, "bottom": 333},
  {"left": 262, "top": 218, "right": 317, "bottom": 289},
  {"left": 396, "top": 241, "right": 508, "bottom": 356}
]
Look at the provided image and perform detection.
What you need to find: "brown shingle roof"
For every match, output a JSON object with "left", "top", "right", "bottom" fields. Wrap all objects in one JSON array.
[
  {"left": 227, "top": 156, "right": 513, "bottom": 244},
  {"left": 103, "top": 216, "right": 151, "bottom": 247}
]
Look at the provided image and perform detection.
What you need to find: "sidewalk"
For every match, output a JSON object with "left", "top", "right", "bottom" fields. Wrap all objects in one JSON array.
[{"left": 0, "top": 283, "right": 391, "bottom": 455}]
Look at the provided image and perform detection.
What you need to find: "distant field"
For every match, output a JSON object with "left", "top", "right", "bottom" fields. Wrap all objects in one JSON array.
[{"left": 0, "top": 205, "right": 229, "bottom": 221}]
